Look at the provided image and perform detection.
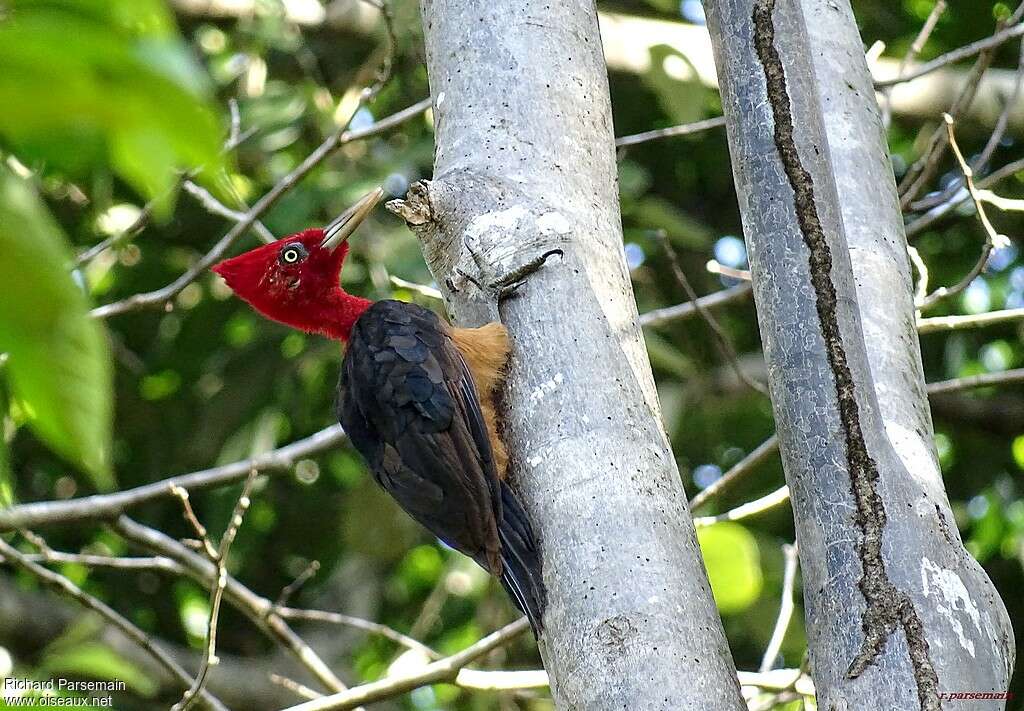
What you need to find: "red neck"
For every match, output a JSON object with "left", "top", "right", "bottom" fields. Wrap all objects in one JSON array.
[{"left": 315, "top": 288, "right": 373, "bottom": 341}]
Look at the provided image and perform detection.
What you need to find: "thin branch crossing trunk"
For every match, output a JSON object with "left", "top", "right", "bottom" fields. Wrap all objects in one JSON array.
[
  {"left": 704, "top": 0, "right": 1015, "bottom": 708},
  {"left": 388, "top": 1, "right": 747, "bottom": 708}
]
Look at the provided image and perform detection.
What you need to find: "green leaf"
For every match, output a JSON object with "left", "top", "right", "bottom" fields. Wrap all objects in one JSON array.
[
  {"left": 0, "top": 167, "right": 114, "bottom": 488},
  {"left": 40, "top": 642, "right": 158, "bottom": 698},
  {"left": 697, "top": 522, "right": 763, "bottom": 614},
  {"left": 0, "top": 0, "right": 226, "bottom": 213},
  {"left": 642, "top": 44, "right": 710, "bottom": 124},
  {"left": 0, "top": 436, "right": 12, "bottom": 507},
  {"left": 1011, "top": 435, "right": 1024, "bottom": 471}
]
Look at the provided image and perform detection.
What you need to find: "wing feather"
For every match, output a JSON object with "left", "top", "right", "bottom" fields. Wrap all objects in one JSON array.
[{"left": 338, "top": 300, "right": 502, "bottom": 571}]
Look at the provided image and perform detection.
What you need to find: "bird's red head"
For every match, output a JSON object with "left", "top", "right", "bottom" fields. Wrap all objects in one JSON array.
[{"left": 212, "top": 188, "right": 383, "bottom": 341}]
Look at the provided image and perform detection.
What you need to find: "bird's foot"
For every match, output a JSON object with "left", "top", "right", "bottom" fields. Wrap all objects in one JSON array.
[{"left": 488, "top": 249, "right": 564, "bottom": 301}]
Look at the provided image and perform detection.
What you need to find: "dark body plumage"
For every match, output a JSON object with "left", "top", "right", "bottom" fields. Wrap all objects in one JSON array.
[{"left": 338, "top": 300, "right": 546, "bottom": 633}]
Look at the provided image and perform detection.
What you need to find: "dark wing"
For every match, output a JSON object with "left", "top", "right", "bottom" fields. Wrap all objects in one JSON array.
[{"left": 338, "top": 300, "right": 503, "bottom": 573}]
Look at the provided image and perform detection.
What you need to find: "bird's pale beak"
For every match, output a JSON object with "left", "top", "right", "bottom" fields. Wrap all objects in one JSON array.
[{"left": 320, "top": 187, "right": 385, "bottom": 252}]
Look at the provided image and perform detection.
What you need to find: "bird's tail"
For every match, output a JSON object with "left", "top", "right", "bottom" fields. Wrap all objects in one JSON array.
[{"left": 496, "top": 482, "right": 547, "bottom": 636}]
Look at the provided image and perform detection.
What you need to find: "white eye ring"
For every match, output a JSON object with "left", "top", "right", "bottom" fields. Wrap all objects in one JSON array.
[{"left": 279, "top": 243, "right": 308, "bottom": 266}]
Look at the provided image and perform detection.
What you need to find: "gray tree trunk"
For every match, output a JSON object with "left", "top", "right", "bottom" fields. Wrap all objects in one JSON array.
[
  {"left": 387, "top": 1, "right": 747, "bottom": 709},
  {"left": 704, "top": 0, "right": 1015, "bottom": 709}
]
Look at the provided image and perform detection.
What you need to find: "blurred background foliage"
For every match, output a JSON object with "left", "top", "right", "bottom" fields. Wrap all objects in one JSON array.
[{"left": 0, "top": 0, "right": 1021, "bottom": 708}]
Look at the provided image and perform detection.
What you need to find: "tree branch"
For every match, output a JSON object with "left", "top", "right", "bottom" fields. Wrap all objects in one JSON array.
[
  {"left": 90, "top": 98, "right": 430, "bottom": 319},
  {"left": 615, "top": 116, "right": 726, "bottom": 148},
  {"left": 280, "top": 618, "right": 530, "bottom": 711},
  {"left": 688, "top": 435, "right": 780, "bottom": 512},
  {"left": 917, "top": 308, "right": 1024, "bottom": 334},
  {"left": 0, "top": 425, "right": 346, "bottom": 531},
  {"left": 174, "top": 470, "right": 258, "bottom": 711},
  {"left": 875, "top": 19, "right": 1024, "bottom": 88},
  {"left": 658, "top": 234, "right": 768, "bottom": 395},
  {"left": 111, "top": 516, "right": 350, "bottom": 696},
  {"left": 759, "top": 543, "right": 799, "bottom": 673},
  {"left": 693, "top": 486, "right": 791, "bottom": 527},
  {"left": 0, "top": 538, "right": 228, "bottom": 711},
  {"left": 639, "top": 282, "right": 753, "bottom": 328}
]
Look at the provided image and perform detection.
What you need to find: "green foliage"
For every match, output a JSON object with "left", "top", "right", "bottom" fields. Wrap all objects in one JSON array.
[
  {"left": 697, "top": 522, "right": 764, "bottom": 614},
  {"left": 641, "top": 45, "right": 710, "bottom": 124},
  {"left": 0, "top": 167, "right": 113, "bottom": 487},
  {"left": 0, "top": 1, "right": 1022, "bottom": 708},
  {"left": 0, "top": 0, "right": 226, "bottom": 214},
  {"left": 40, "top": 643, "right": 157, "bottom": 698}
]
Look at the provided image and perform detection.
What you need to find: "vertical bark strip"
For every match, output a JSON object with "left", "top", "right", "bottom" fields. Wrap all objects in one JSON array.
[
  {"left": 704, "top": 0, "right": 1014, "bottom": 708},
  {"left": 389, "top": 1, "right": 747, "bottom": 709},
  {"left": 751, "top": 1, "right": 939, "bottom": 705}
]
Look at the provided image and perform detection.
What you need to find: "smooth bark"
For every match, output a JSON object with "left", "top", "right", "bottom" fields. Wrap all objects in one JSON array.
[
  {"left": 704, "top": 0, "right": 1015, "bottom": 708},
  {"left": 388, "top": 1, "right": 746, "bottom": 709}
]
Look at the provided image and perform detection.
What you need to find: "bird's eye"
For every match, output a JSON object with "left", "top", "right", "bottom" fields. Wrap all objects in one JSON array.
[{"left": 279, "top": 243, "right": 308, "bottom": 266}]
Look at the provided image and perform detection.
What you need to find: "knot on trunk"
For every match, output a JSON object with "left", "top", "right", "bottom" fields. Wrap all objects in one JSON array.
[{"left": 386, "top": 180, "right": 435, "bottom": 226}]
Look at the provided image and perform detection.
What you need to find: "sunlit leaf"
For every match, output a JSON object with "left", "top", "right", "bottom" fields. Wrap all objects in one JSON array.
[
  {"left": 0, "top": 167, "right": 113, "bottom": 487},
  {"left": 0, "top": 0, "right": 226, "bottom": 215},
  {"left": 1011, "top": 435, "right": 1024, "bottom": 471},
  {"left": 697, "top": 522, "right": 763, "bottom": 614}
]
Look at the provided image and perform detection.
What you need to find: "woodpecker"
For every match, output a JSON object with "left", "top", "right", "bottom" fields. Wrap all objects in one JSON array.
[{"left": 212, "top": 188, "right": 546, "bottom": 634}]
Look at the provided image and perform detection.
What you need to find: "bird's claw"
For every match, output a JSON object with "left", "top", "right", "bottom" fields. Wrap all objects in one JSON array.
[{"left": 488, "top": 249, "right": 563, "bottom": 302}]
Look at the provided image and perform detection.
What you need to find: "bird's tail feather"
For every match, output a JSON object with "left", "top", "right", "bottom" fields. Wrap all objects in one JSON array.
[{"left": 497, "top": 482, "right": 547, "bottom": 636}]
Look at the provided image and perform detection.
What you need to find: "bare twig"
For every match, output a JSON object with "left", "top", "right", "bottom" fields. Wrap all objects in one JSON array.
[
  {"left": 693, "top": 485, "right": 791, "bottom": 527},
  {"left": 688, "top": 370, "right": 1024, "bottom": 514},
  {"left": 90, "top": 98, "right": 430, "bottom": 319},
  {"left": 909, "top": 40, "right": 1024, "bottom": 213},
  {"left": 906, "top": 155, "right": 1024, "bottom": 237},
  {"left": 897, "top": 12, "right": 1010, "bottom": 209},
  {"left": 639, "top": 281, "right": 753, "bottom": 328},
  {"left": 4, "top": 538, "right": 439, "bottom": 663},
  {"left": 917, "top": 114, "right": 1011, "bottom": 311},
  {"left": 918, "top": 308, "right": 1024, "bottom": 334},
  {"left": 688, "top": 435, "right": 780, "bottom": 512},
  {"left": 359, "top": 0, "right": 398, "bottom": 101},
  {"left": 737, "top": 668, "right": 811, "bottom": 693},
  {"left": 170, "top": 485, "right": 219, "bottom": 560},
  {"left": 941, "top": 113, "right": 1012, "bottom": 250},
  {"left": 658, "top": 233, "right": 768, "bottom": 395},
  {"left": 0, "top": 425, "right": 347, "bottom": 532},
  {"left": 875, "top": 19, "right": 1024, "bottom": 88},
  {"left": 705, "top": 259, "right": 752, "bottom": 282},
  {"left": 174, "top": 470, "right": 259, "bottom": 711},
  {"left": 454, "top": 668, "right": 549, "bottom": 691},
  {"left": 389, "top": 276, "right": 443, "bottom": 300},
  {"left": 925, "top": 367, "right": 1024, "bottom": 395},
  {"left": 272, "top": 673, "right": 323, "bottom": 701},
  {"left": 113, "top": 516, "right": 349, "bottom": 696},
  {"left": 183, "top": 180, "right": 277, "bottom": 244},
  {"left": 1, "top": 548, "right": 182, "bottom": 574},
  {"left": 907, "top": 245, "right": 930, "bottom": 308},
  {"left": 75, "top": 198, "right": 162, "bottom": 266},
  {"left": 615, "top": 116, "right": 726, "bottom": 148},
  {"left": 0, "top": 538, "right": 229, "bottom": 711},
  {"left": 280, "top": 618, "right": 531, "bottom": 711},
  {"left": 979, "top": 191, "right": 1024, "bottom": 212},
  {"left": 879, "top": 0, "right": 946, "bottom": 128},
  {"left": 759, "top": 543, "right": 799, "bottom": 673},
  {"left": 275, "top": 607, "right": 438, "bottom": 658},
  {"left": 276, "top": 560, "right": 322, "bottom": 608}
]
